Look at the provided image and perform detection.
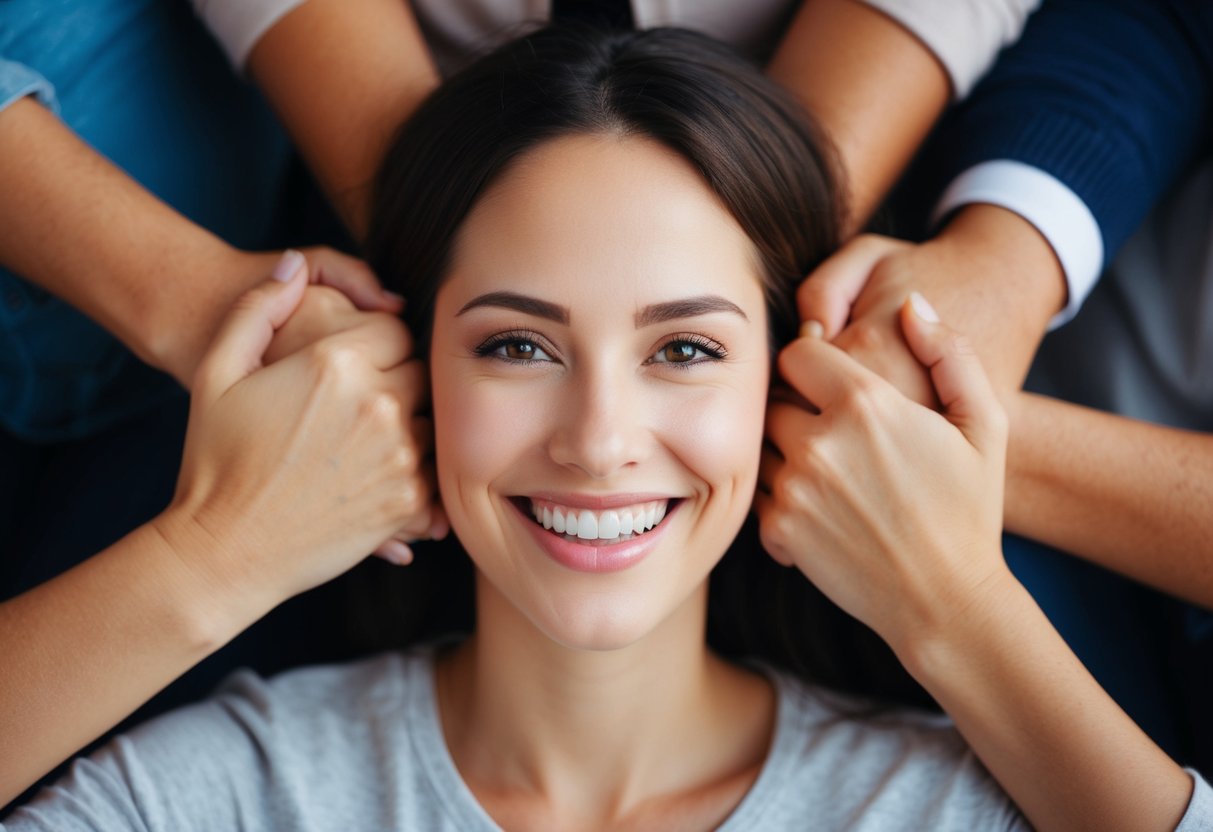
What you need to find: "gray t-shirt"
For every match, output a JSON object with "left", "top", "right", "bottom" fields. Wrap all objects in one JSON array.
[{"left": 1, "top": 649, "right": 1198, "bottom": 830}]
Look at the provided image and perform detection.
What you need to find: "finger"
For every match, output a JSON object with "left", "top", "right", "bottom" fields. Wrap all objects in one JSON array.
[
  {"left": 899, "top": 292, "right": 1006, "bottom": 452},
  {"left": 305, "top": 247, "right": 404, "bottom": 313},
  {"left": 193, "top": 252, "right": 308, "bottom": 406},
  {"left": 752, "top": 491, "right": 795, "bottom": 567},
  {"left": 763, "top": 400, "right": 817, "bottom": 459},
  {"left": 776, "top": 331, "right": 890, "bottom": 414},
  {"left": 373, "top": 539, "right": 414, "bottom": 566},
  {"left": 323, "top": 311, "right": 415, "bottom": 371},
  {"left": 797, "top": 235, "right": 909, "bottom": 339}
]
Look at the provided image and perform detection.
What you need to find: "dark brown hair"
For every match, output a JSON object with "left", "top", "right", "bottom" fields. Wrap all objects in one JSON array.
[{"left": 357, "top": 25, "right": 931, "bottom": 708}]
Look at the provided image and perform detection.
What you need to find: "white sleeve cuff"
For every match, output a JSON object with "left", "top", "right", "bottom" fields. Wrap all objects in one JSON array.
[
  {"left": 860, "top": 0, "right": 1040, "bottom": 99},
  {"left": 932, "top": 159, "right": 1104, "bottom": 329},
  {"left": 191, "top": 0, "right": 308, "bottom": 71}
]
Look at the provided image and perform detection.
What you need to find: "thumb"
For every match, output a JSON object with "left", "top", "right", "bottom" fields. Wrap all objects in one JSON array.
[
  {"left": 797, "top": 234, "right": 908, "bottom": 339},
  {"left": 192, "top": 250, "right": 309, "bottom": 406},
  {"left": 899, "top": 292, "right": 1006, "bottom": 453}
]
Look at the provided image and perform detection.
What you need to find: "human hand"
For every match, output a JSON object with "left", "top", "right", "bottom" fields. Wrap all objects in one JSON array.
[
  {"left": 756, "top": 293, "right": 1009, "bottom": 654},
  {"left": 161, "top": 246, "right": 402, "bottom": 388},
  {"left": 797, "top": 234, "right": 937, "bottom": 407},
  {"left": 263, "top": 263, "right": 449, "bottom": 551},
  {"left": 152, "top": 255, "right": 438, "bottom": 619}
]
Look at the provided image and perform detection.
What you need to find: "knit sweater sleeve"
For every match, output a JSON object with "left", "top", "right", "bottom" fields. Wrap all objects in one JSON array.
[{"left": 928, "top": 0, "right": 1213, "bottom": 272}]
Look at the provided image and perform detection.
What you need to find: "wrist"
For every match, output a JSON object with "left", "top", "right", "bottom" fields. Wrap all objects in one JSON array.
[
  {"left": 145, "top": 505, "right": 280, "bottom": 643},
  {"left": 889, "top": 562, "right": 1026, "bottom": 686},
  {"left": 914, "top": 209, "right": 1061, "bottom": 393},
  {"left": 145, "top": 244, "right": 274, "bottom": 389}
]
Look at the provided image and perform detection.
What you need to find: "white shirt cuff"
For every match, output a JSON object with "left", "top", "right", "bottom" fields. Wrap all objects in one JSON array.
[
  {"left": 191, "top": 0, "right": 308, "bottom": 71},
  {"left": 932, "top": 159, "right": 1103, "bottom": 329}
]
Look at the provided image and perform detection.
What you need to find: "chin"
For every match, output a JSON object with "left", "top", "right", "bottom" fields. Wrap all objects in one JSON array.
[{"left": 515, "top": 574, "right": 708, "bottom": 654}]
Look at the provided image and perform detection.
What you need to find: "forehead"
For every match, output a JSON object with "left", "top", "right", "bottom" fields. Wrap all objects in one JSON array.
[{"left": 442, "top": 134, "right": 766, "bottom": 315}]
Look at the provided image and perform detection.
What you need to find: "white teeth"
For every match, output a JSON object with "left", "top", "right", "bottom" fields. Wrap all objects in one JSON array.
[
  {"left": 619, "top": 510, "right": 634, "bottom": 535},
  {"left": 529, "top": 499, "right": 670, "bottom": 540},
  {"left": 598, "top": 511, "right": 620, "bottom": 539},
  {"left": 576, "top": 511, "right": 598, "bottom": 540}
]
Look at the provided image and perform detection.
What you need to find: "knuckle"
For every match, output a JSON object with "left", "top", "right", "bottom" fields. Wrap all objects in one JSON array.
[
  {"left": 950, "top": 333, "right": 977, "bottom": 357},
  {"left": 303, "top": 284, "right": 354, "bottom": 315},
  {"left": 362, "top": 391, "right": 403, "bottom": 427},
  {"left": 312, "top": 341, "right": 363, "bottom": 378},
  {"left": 840, "top": 376, "right": 885, "bottom": 415},
  {"left": 390, "top": 443, "right": 418, "bottom": 474},
  {"left": 775, "top": 474, "right": 813, "bottom": 512}
]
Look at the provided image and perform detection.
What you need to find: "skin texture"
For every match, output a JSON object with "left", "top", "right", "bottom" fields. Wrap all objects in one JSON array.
[
  {"left": 429, "top": 135, "right": 776, "bottom": 829},
  {"left": 0, "top": 260, "right": 431, "bottom": 804},
  {"left": 0, "top": 97, "right": 400, "bottom": 389},
  {"left": 798, "top": 206, "right": 1067, "bottom": 407},
  {"left": 767, "top": 0, "right": 950, "bottom": 235},
  {"left": 757, "top": 300, "right": 1191, "bottom": 831},
  {"left": 1004, "top": 392, "right": 1213, "bottom": 607}
]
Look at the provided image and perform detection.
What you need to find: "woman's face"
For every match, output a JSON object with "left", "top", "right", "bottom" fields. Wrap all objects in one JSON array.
[{"left": 429, "top": 134, "right": 771, "bottom": 651}]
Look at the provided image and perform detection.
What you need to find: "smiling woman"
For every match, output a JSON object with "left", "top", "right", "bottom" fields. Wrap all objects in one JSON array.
[{"left": 6, "top": 23, "right": 1206, "bottom": 832}]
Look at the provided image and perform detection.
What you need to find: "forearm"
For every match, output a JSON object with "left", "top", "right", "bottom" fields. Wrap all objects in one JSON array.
[
  {"left": 767, "top": 0, "right": 949, "bottom": 235},
  {"left": 921, "top": 205, "right": 1065, "bottom": 390},
  {"left": 900, "top": 569, "right": 1191, "bottom": 832},
  {"left": 0, "top": 519, "right": 262, "bottom": 806},
  {"left": 246, "top": 0, "right": 439, "bottom": 238},
  {"left": 0, "top": 97, "right": 273, "bottom": 385},
  {"left": 1006, "top": 392, "right": 1213, "bottom": 607}
]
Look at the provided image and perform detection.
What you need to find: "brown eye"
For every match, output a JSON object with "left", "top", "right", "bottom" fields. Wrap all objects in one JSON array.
[
  {"left": 504, "top": 341, "right": 539, "bottom": 360},
  {"left": 661, "top": 342, "right": 699, "bottom": 363},
  {"left": 649, "top": 336, "right": 725, "bottom": 366}
]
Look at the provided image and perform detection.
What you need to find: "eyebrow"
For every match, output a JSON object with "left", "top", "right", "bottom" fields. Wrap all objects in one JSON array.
[
  {"left": 634, "top": 295, "right": 749, "bottom": 327},
  {"left": 457, "top": 291, "right": 570, "bottom": 324},
  {"left": 455, "top": 291, "right": 748, "bottom": 327}
]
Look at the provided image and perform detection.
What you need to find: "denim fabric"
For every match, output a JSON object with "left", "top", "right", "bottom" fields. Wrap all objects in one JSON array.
[{"left": 0, "top": 0, "right": 293, "bottom": 440}]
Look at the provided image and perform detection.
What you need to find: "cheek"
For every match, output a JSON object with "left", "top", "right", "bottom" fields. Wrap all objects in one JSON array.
[
  {"left": 659, "top": 366, "right": 769, "bottom": 494},
  {"left": 432, "top": 363, "right": 549, "bottom": 512}
]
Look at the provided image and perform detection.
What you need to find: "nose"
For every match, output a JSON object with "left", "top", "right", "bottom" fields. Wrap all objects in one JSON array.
[{"left": 547, "top": 366, "right": 650, "bottom": 479}]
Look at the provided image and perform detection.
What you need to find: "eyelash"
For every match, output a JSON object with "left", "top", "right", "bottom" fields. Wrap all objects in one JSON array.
[
  {"left": 473, "top": 330, "right": 728, "bottom": 367},
  {"left": 473, "top": 329, "right": 555, "bottom": 364},
  {"left": 647, "top": 333, "right": 728, "bottom": 368}
]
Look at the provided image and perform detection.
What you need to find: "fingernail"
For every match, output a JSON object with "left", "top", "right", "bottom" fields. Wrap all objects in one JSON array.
[
  {"left": 909, "top": 291, "right": 940, "bottom": 323},
  {"left": 427, "top": 518, "right": 450, "bottom": 541},
  {"left": 382, "top": 541, "right": 414, "bottom": 566},
  {"left": 382, "top": 290, "right": 405, "bottom": 306},
  {"left": 272, "top": 249, "right": 306, "bottom": 283},
  {"left": 799, "top": 320, "right": 825, "bottom": 340}
]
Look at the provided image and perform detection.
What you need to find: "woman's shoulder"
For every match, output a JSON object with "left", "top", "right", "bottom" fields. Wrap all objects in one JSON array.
[
  {"left": 729, "top": 667, "right": 1027, "bottom": 831},
  {"left": 5, "top": 650, "right": 440, "bottom": 831}
]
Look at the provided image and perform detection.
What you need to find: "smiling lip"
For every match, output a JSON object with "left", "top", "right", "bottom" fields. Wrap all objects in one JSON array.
[{"left": 509, "top": 496, "right": 680, "bottom": 573}]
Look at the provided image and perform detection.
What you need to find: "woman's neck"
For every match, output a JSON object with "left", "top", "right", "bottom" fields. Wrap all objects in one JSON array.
[{"left": 435, "top": 577, "right": 775, "bottom": 830}]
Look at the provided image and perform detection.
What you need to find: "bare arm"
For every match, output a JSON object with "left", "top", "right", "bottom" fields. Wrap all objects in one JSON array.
[
  {"left": 0, "top": 97, "right": 393, "bottom": 387},
  {"left": 0, "top": 273, "right": 433, "bottom": 805},
  {"left": 903, "top": 569, "right": 1192, "bottom": 831},
  {"left": 758, "top": 300, "right": 1194, "bottom": 830},
  {"left": 1005, "top": 392, "right": 1213, "bottom": 608},
  {"left": 766, "top": 0, "right": 950, "bottom": 235},
  {"left": 245, "top": 0, "right": 439, "bottom": 238}
]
